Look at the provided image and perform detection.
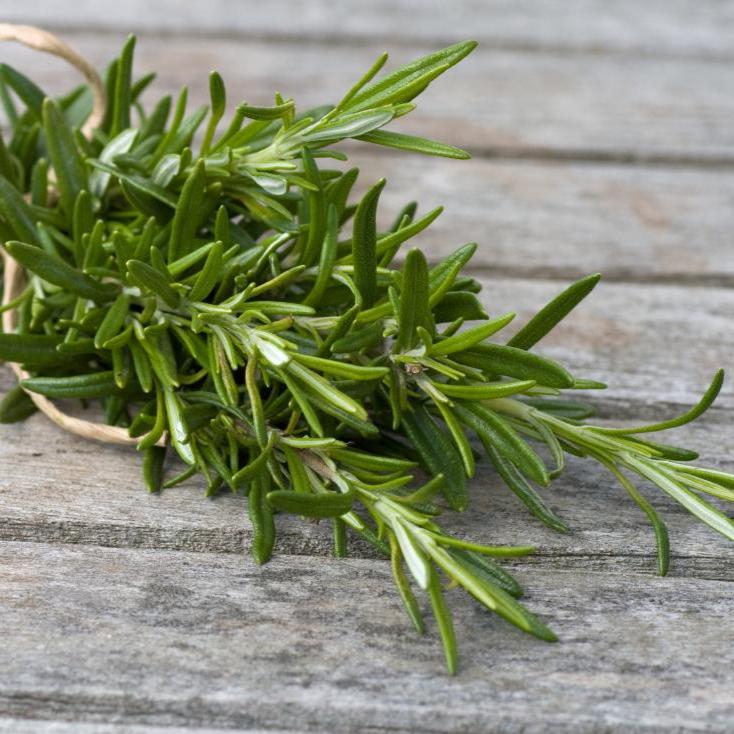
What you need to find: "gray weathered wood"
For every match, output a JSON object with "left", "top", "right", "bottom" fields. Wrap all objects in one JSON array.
[
  {"left": 0, "top": 722, "right": 274, "bottom": 734},
  {"left": 1, "top": 541, "right": 732, "bottom": 732},
  {"left": 2, "top": 33, "right": 733, "bottom": 162},
  {"left": 1, "top": 411, "right": 731, "bottom": 579},
  {"left": 349, "top": 152, "right": 734, "bottom": 284},
  {"left": 3, "top": 1, "right": 734, "bottom": 57}
]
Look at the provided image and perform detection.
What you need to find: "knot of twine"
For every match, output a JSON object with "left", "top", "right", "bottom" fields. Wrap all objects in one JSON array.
[{"left": 0, "top": 24, "right": 157, "bottom": 446}]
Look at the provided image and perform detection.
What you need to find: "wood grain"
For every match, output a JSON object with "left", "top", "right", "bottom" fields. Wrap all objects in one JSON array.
[
  {"left": 3, "top": 1, "right": 734, "bottom": 57},
  {"left": 0, "top": 723, "right": 270, "bottom": 734},
  {"left": 1, "top": 33, "right": 733, "bottom": 162},
  {"left": 1, "top": 541, "right": 732, "bottom": 732},
  {"left": 349, "top": 153, "right": 734, "bottom": 284},
  {"left": 1, "top": 410, "right": 731, "bottom": 579}
]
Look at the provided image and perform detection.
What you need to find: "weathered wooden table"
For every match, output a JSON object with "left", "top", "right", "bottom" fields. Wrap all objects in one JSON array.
[{"left": 1, "top": 3, "right": 733, "bottom": 732}]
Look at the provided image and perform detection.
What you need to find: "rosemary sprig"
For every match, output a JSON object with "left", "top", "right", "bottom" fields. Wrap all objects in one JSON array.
[{"left": 0, "top": 36, "right": 732, "bottom": 673}]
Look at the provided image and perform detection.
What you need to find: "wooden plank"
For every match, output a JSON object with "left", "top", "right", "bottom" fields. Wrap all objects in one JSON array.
[
  {"left": 1, "top": 277, "right": 731, "bottom": 576},
  {"left": 1, "top": 541, "right": 732, "bottom": 731},
  {"left": 6, "top": 275, "right": 731, "bottom": 408},
  {"left": 480, "top": 278, "right": 734, "bottom": 415},
  {"left": 4, "top": 1, "right": 734, "bottom": 57},
  {"left": 349, "top": 153, "right": 734, "bottom": 284},
  {"left": 0, "top": 411, "right": 731, "bottom": 579},
  {"left": 2, "top": 33, "right": 733, "bottom": 161},
  {"left": 0, "top": 722, "right": 268, "bottom": 734}
]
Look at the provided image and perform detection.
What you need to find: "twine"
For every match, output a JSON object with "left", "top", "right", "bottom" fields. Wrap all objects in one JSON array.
[
  {"left": 0, "top": 23, "right": 105, "bottom": 135},
  {"left": 0, "top": 24, "right": 163, "bottom": 447}
]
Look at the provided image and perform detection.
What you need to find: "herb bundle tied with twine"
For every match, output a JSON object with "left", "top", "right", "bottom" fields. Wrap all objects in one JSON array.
[{"left": 0, "top": 26, "right": 732, "bottom": 673}]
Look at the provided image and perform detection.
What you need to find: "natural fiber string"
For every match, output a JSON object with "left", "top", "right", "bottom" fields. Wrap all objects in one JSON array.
[
  {"left": 0, "top": 23, "right": 105, "bottom": 135},
  {"left": 0, "top": 24, "right": 162, "bottom": 446}
]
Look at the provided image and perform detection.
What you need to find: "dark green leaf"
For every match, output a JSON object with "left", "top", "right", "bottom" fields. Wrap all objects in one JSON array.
[
  {"left": 94, "top": 293, "right": 129, "bottom": 349},
  {"left": 0, "top": 174, "right": 39, "bottom": 244},
  {"left": 126, "top": 258, "right": 180, "bottom": 308},
  {"left": 249, "top": 475, "right": 276, "bottom": 564},
  {"left": 453, "top": 343, "right": 574, "bottom": 388},
  {"left": 6, "top": 241, "right": 117, "bottom": 302},
  {"left": 0, "top": 333, "right": 67, "bottom": 367},
  {"left": 142, "top": 445, "right": 167, "bottom": 493},
  {"left": 508, "top": 273, "right": 601, "bottom": 350},
  {"left": 267, "top": 488, "right": 354, "bottom": 518},
  {"left": 397, "top": 248, "right": 432, "bottom": 351},
  {"left": 427, "top": 568, "right": 458, "bottom": 675},
  {"left": 22, "top": 371, "right": 118, "bottom": 399},
  {"left": 430, "top": 313, "right": 514, "bottom": 356},
  {"left": 596, "top": 370, "right": 724, "bottom": 436},
  {"left": 303, "top": 204, "right": 338, "bottom": 305},
  {"left": 433, "top": 291, "right": 487, "bottom": 323},
  {"left": 42, "top": 98, "right": 87, "bottom": 215},
  {"left": 603, "top": 460, "right": 670, "bottom": 576},
  {"left": 346, "top": 41, "right": 477, "bottom": 112},
  {"left": 168, "top": 159, "right": 206, "bottom": 261},
  {"left": 402, "top": 402, "right": 467, "bottom": 510},
  {"left": 237, "top": 100, "right": 294, "bottom": 121},
  {"left": 110, "top": 35, "right": 136, "bottom": 136},
  {"left": 454, "top": 401, "right": 550, "bottom": 487},
  {"left": 0, "top": 64, "right": 45, "bottom": 119},
  {"left": 188, "top": 240, "right": 223, "bottom": 302},
  {"left": 0, "top": 384, "right": 38, "bottom": 423},
  {"left": 352, "top": 178, "right": 384, "bottom": 307},
  {"left": 358, "top": 129, "right": 469, "bottom": 159}
]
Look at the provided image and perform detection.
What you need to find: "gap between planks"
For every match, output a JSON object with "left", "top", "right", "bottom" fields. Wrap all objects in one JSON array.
[
  {"left": 2, "top": 30, "right": 733, "bottom": 167},
  {"left": 27, "top": 23, "right": 734, "bottom": 64},
  {"left": 5, "top": 0, "right": 734, "bottom": 60},
  {"left": 0, "top": 274, "right": 731, "bottom": 574}
]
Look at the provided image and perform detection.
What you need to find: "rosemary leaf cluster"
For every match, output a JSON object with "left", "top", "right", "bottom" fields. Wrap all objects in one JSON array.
[{"left": 0, "top": 36, "right": 732, "bottom": 673}]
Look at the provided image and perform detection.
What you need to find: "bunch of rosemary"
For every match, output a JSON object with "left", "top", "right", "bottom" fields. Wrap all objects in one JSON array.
[{"left": 0, "top": 36, "right": 732, "bottom": 673}]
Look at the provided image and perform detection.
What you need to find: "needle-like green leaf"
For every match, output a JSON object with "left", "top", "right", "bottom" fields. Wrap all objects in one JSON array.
[
  {"left": 6, "top": 241, "right": 117, "bottom": 302},
  {"left": 595, "top": 370, "right": 724, "bottom": 435},
  {"left": 402, "top": 403, "right": 467, "bottom": 510},
  {"left": 126, "top": 259, "right": 180, "bottom": 308},
  {"left": 454, "top": 402, "right": 550, "bottom": 488},
  {"left": 42, "top": 98, "right": 88, "bottom": 215},
  {"left": 625, "top": 456, "right": 734, "bottom": 542},
  {"left": 0, "top": 174, "right": 40, "bottom": 245},
  {"left": 267, "top": 488, "right": 354, "bottom": 518},
  {"left": 603, "top": 459, "right": 670, "bottom": 576},
  {"left": 94, "top": 293, "right": 129, "bottom": 349},
  {"left": 508, "top": 273, "right": 601, "bottom": 350},
  {"left": 345, "top": 40, "right": 477, "bottom": 112},
  {"left": 22, "top": 371, "right": 118, "bottom": 399},
  {"left": 430, "top": 313, "right": 515, "bottom": 355},
  {"left": 0, "top": 384, "right": 38, "bottom": 423},
  {"left": 351, "top": 178, "right": 384, "bottom": 308},
  {"left": 169, "top": 159, "right": 206, "bottom": 261},
  {"left": 434, "top": 379, "right": 536, "bottom": 401},
  {"left": 397, "top": 248, "right": 432, "bottom": 351},
  {"left": 110, "top": 35, "right": 136, "bottom": 136},
  {"left": 188, "top": 240, "right": 223, "bottom": 302},
  {"left": 358, "top": 129, "right": 470, "bottom": 159},
  {"left": 453, "top": 343, "right": 574, "bottom": 389},
  {"left": 0, "top": 63, "right": 45, "bottom": 120},
  {"left": 427, "top": 569, "right": 458, "bottom": 675}
]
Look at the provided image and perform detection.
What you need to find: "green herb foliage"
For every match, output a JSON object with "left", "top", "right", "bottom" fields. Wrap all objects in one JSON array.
[{"left": 0, "top": 37, "right": 732, "bottom": 673}]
